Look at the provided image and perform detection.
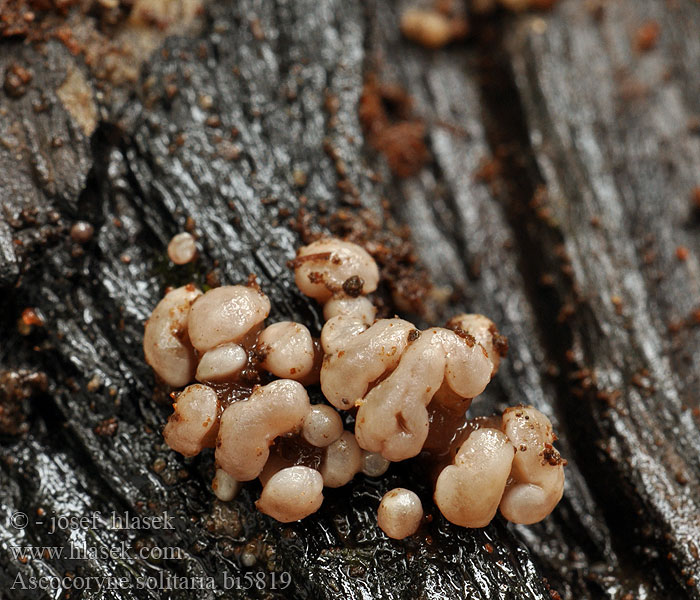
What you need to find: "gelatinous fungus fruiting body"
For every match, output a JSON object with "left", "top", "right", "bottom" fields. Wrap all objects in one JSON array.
[{"left": 143, "top": 237, "right": 565, "bottom": 535}]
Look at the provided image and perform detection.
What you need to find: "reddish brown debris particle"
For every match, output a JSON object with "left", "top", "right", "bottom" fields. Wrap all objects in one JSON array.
[
  {"left": 686, "top": 116, "right": 700, "bottom": 136},
  {"left": 490, "top": 328, "right": 509, "bottom": 358},
  {"left": 249, "top": 17, "right": 264, "bottom": 41},
  {"left": 642, "top": 249, "right": 656, "bottom": 265},
  {"left": 373, "top": 122, "right": 429, "bottom": 178},
  {"left": 86, "top": 375, "right": 102, "bottom": 392},
  {"left": 634, "top": 20, "right": 660, "bottom": 52},
  {"left": 557, "top": 303, "right": 575, "bottom": 323},
  {"left": 474, "top": 156, "right": 501, "bottom": 183},
  {"left": 0, "top": 369, "right": 48, "bottom": 435},
  {"left": 53, "top": 25, "right": 81, "bottom": 55},
  {"left": 293, "top": 169, "right": 308, "bottom": 188},
  {"left": 244, "top": 273, "right": 262, "bottom": 292},
  {"left": 484, "top": 542, "right": 494, "bottom": 553},
  {"left": 675, "top": 245, "right": 689, "bottom": 261},
  {"left": 611, "top": 295, "right": 624, "bottom": 315},
  {"left": 631, "top": 371, "right": 654, "bottom": 392},
  {"left": 341, "top": 275, "right": 365, "bottom": 298},
  {"left": 4, "top": 63, "right": 33, "bottom": 98},
  {"left": 690, "top": 308, "right": 700, "bottom": 325},
  {"left": 541, "top": 444, "right": 566, "bottom": 467},
  {"left": 405, "top": 329, "right": 421, "bottom": 343},
  {"left": 70, "top": 221, "right": 94, "bottom": 243},
  {"left": 448, "top": 325, "right": 477, "bottom": 347},
  {"left": 21, "top": 308, "right": 44, "bottom": 328},
  {"left": 539, "top": 273, "right": 555, "bottom": 287},
  {"left": 668, "top": 319, "right": 682, "bottom": 334},
  {"left": 596, "top": 389, "right": 622, "bottom": 407},
  {"left": 358, "top": 74, "right": 429, "bottom": 178},
  {"left": 218, "top": 140, "right": 241, "bottom": 161},
  {"left": 542, "top": 578, "right": 563, "bottom": 600},
  {"left": 692, "top": 187, "right": 700, "bottom": 209},
  {"left": 324, "top": 92, "right": 339, "bottom": 115},
  {"left": 94, "top": 416, "right": 118, "bottom": 437}
]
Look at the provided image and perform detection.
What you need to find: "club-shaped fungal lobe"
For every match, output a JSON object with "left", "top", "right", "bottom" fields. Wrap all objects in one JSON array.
[
  {"left": 354, "top": 327, "right": 493, "bottom": 461},
  {"left": 215, "top": 379, "right": 311, "bottom": 481},
  {"left": 188, "top": 284, "right": 270, "bottom": 353},
  {"left": 434, "top": 427, "right": 514, "bottom": 528},
  {"left": 195, "top": 342, "right": 248, "bottom": 383},
  {"left": 499, "top": 406, "right": 566, "bottom": 524},
  {"left": 321, "top": 318, "right": 416, "bottom": 410},
  {"left": 143, "top": 284, "right": 202, "bottom": 387},
  {"left": 293, "top": 238, "right": 379, "bottom": 302},
  {"left": 446, "top": 313, "right": 508, "bottom": 375},
  {"left": 258, "top": 321, "right": 319, "bottom": 382},
  {"left": 162, "top": 383, "right": 219, "bottom": 457}
]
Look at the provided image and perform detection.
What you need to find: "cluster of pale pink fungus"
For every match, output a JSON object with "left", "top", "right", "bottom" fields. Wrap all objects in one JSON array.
[{"left": 143, "top": 237, "right": 565, "bottom": 535}]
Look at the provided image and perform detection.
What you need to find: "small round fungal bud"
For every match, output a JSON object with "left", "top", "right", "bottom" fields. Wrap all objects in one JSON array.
[
  {"left": 212, "top": 468, "right": 240, "bottom": 502},
  {"left": 167, "top": 232, "right": 197, "bottom": 265},
  {"left": 362, "top": 451, "right": 390, "bottom": 477},
  {"left": 258, "top": 322, "right": 316, "bottom": 381},
  {"left": 293, "top": 239, "right": 379, "bottom": 303},
  {"left": 70, "top": 221, "right": 94, "bottom": 243},
  {"left": 196, "top": 342, "right": 248, "bottom": 382},
  {"left": 499, "top": 406, "right": 565, "bottom": 525},
  {"left": 144, "top": 284, "right": 202, "bottom": 387},
  {"left": 377, "top": 488, "right": 423, "bottom": 539},
  {"left": 163, "top": 384, "right": 219, "bottom": 457},
  {"left": 400, "top": 9, "right": 455, "bottom": 50},
  {"left": 434, "top": 428, "right": 514, "bottom": 528},
  {"left": 302, "top": 404, "right": 344, "bottom": 448},
  {"left": 216, "top": 379, "right": 311, "bottom": 481},
  {"left": 256, "top": 466, "right": 324, "bottom": 522},
  {"left": 447, "top": 313, "right": 507, "bottom": 375},
  {"left": 320, "top": 430, "right": 363, "bottom": 487},
  {"left": 188, "top": 285, "right": 271, "bottom": 352}
]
